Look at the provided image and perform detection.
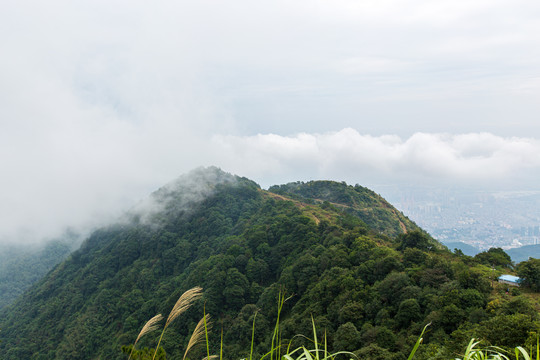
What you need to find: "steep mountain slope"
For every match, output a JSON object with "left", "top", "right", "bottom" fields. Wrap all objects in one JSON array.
[
  {"left": 0, "top": 167, "right": 537, "bottom": 360},
  {"left": 269, "top": 181, "right": 419, "bottom": 238},
  {"left": 506, "top": 244, "right": 540, "bottom": 263}
]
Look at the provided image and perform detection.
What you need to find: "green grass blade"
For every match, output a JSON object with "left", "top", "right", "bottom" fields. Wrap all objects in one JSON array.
[
  {"left": 311, "top": 315, "right": 319, "bottom": 360},
  {"left": 250, "top": 311, "right": 257, "bottom": 360},
  {"left": 286, "top": 337, "right": 295, "bottom": 355},
  {"left": 516, "top": 346, "right": 531, "bottom": 360},
  {"left": 303, "top": 347, "right": 315, "bottom": 360},
  {"left": 204, "top": 304, "right": 210, "bottom": 360},
  {"left": 220, "top": 327, "right": 223, "bottom": 360},
  {"left": 324, "top": 330, "right": 328, "bottom": 360},
  {"left": 536, "top": 333, "right": 540, "bottom": 360},
  {"left": 271, "top": 292, "right": 282, "bottom": 360},
  {"left": 407, "top": 322, "right": 430, "bottom": 360}
]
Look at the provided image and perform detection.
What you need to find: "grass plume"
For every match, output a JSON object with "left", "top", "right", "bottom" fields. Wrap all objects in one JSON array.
[
  {"left": 183, "top": 314, "right": 211, "bottom": 360},
  {"left": 128, "top": 314, "right": 163, "bottom": 360},
  {"left": 152, "top": 287, "right": 203, "bottom": 360},
  {"left": 166, "top": 286, "right": 203, "bottom": 327}
]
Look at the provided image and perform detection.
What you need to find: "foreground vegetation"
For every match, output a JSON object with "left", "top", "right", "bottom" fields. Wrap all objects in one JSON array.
[
  {"left": 1, "top": 168, "right": 539, "bottom": 359},
  {"left": 122, "top": 287, "right": 540, "bottom": 360}
]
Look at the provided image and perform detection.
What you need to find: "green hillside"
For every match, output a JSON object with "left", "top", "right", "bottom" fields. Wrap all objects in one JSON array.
[
  {"left": 506, "top": 244, "right": 540, "bottom": 263},
  {"left": 0, "top": 167, "right": 538, "bottom": 360},
  {"left": 269, "top": 181, "right": 421, "bottom": 238}
]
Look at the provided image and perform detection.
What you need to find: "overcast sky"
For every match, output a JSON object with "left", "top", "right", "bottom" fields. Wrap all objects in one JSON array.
[{"left": 1, "top": 0, "right": 540, "bottom": 244}]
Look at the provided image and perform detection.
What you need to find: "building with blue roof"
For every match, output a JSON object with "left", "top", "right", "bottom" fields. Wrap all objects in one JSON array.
[{"left": 498, "top": 274, "right": 521, "bottom": 286}]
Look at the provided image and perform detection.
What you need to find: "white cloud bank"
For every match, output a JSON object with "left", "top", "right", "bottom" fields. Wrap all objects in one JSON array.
[
  {"left": 213, "top": 130, "right": 540, "bottom": 186},
  {"left": 1, "top": 126, "right": 539, "bottom": 245}
]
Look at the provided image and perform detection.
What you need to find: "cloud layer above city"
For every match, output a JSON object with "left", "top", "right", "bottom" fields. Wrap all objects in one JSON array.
[{"left": 214, "top": 130, "right": 540, "bottom": 185}]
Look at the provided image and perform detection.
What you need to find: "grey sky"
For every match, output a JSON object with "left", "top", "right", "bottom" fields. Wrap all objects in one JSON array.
[{"left": 1, "top": 0, "right": 540, "bottom": 243}]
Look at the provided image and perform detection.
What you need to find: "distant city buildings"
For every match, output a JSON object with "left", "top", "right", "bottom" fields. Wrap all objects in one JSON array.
[{"left": 379, "top": 186, "right": 540, "bottom": 251}]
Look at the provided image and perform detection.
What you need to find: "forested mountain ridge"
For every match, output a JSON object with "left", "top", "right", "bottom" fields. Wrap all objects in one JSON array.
[
  {"left": 0, "top": 167, "right": 538, "bottom": 360},
  {"left": 269, "top": 181, "right": 426, "bottom": 238}
]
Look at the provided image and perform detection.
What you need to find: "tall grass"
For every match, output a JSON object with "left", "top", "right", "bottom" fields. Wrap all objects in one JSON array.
[
  {"left": 407, "top": 323, "right": 430, "bottom": 360},
  {"left": 183, "top": 314, "right": 211, "bottom": 360},
  {"left": 128, "top": 314, "right": 163, "bottom": 360},
  {"left": 451, "top": 336, "right": 540, "bottom": 360},
  {"left": 269, "top": 291, "right": 292, "bottom": 360},
  {"left": 282, "top": 315, "right": 354, "bottom": 360},
  {"left": 152, "top": 286, "right": 203, "bottom": 360}
]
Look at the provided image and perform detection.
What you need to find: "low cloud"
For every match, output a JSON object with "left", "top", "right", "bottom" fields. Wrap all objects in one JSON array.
[
  {"left": 213, "top": 129, "right": 540, "bottom": 187},
  {"left": 126, "top": 167, "right": 238, "bottom": 227},
  {"left": 1, "top": 126, "right": 539, "bottom": 245}
]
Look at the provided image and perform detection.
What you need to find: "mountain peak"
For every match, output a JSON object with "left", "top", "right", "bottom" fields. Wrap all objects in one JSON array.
[
  {"left": 1, "top": 168, "right": 520, "bottom": 360},
  {"left": 128, "top": 167, "right": 258, "bottom": 225},
  {"left": 269, "top": 180, "right": 420, "bottom": 237}
]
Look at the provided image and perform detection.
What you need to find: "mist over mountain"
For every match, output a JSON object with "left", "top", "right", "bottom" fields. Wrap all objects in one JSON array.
[{"left": 1, "top": 167, "right": 537, "bottom": 360}]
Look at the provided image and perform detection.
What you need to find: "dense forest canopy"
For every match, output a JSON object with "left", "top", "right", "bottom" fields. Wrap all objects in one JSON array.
[{"left": 0, "top": 167, "right": 538, "bottom": 360}]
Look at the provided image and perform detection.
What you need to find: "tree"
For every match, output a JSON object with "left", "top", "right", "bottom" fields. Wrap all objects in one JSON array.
[
  {"left": 397, "top": 231, "right": 432, "bottom": 251},
  {"left": 438, "top": 304, "right": 466, "bottom": 333},
  {"left": 223, "top": 268, "right": 250, "bottom": 310},
  {"left": 475, "top": 248, "right": 513, "bottom": 268},
  {"left": 478, "top": 314, "right": 536, "bottom": 348},
  {"left": 517, "top": 258, "right": 540, "bottom": 291},
  {"left": 354, "top": 344, "right": 396, "bottom": 360},
  {"left": 374, "top": 326, "right": 396, "bottom": 350},
  {"left": 121, "top": 346, "right": 166, "bottom": 360},
  {"left": 333, "top": 322, "right": 361, "bottom": 351},
  {"left": 395, "top": 299, "right": 421, "bottom": 328},
  {"left": 375, "top": 272, "right": 410, "bottom": 306}
]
